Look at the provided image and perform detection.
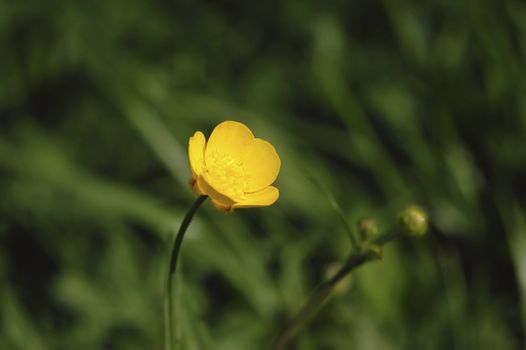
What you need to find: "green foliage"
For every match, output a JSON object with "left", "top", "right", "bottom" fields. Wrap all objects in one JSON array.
[{"left": 1, "top": 0, "right": 525, "bottom": 349}]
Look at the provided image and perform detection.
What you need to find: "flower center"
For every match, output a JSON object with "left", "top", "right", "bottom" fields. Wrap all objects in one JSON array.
[{"left": 205, "top": 151, "right": 248, "bottom": 200}]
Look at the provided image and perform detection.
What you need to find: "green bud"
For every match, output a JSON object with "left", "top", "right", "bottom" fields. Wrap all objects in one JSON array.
[
  {"left": 357, "top": 217, "right": 378, "bottom": 240},
  {"left": 399, "top": 205, "right": 428, "bottom": 237}
]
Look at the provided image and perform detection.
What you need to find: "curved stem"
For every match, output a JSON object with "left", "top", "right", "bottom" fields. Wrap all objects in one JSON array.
[
  {"left": 165, "top": 195, "right": 207, "bottom": 350},
  {"left": 305, "top": 173, "right": 359, "bottom": 248},
  {"left": 272, "top": 230, "right": 401, "bottom": 350}
]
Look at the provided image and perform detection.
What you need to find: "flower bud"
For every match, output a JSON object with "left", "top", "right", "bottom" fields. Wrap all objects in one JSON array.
[
  {"left": 357, "top": 217, "right": 378, "bottom": 241},
  {"left": 399, "top": 205, "right": 428, "bottom": 237}
]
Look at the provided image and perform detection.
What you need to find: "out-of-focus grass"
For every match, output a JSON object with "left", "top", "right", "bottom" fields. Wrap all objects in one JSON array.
[{"left": 1, "top": 0, "right": 525, "bottom": 349}]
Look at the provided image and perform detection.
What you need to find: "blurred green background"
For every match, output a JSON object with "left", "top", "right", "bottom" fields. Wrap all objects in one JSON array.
[{"left": 1, "top": 0, "right": 526, "bottom": 349}]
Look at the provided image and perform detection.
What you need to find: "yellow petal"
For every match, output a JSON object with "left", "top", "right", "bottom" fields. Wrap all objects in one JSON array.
[
  {"left": 242, "top": 138, "right": 281, "bottom": 192},
  {"left": 210, "top": 199, "right": 233, "bottom": 213},
  {"left": 188, "top": 131, "right": 206, "bottom": 177},
  {"left": 189, "top": 177, "right": 206, "bottom": 195},
  {"left": 198, "top": 174, "right": 236, "bottom": 206},
  {"left": 205, "top": 121, "right": 254, "bottom": 162},
  {"left": 232, "top": 186, "right": 279, "bottom": 208}
]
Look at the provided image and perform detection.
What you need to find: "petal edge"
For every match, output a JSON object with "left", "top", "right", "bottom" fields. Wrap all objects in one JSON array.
[
  {"left": 232, "top": 186, "right": 279, "bottom": 208},
  {"left": 205, "top": 121, "right": 254, "bottom": 162},
  {"left": 188, "top": 131, "right": 206, "bottom": 178},
  {"left": 242, "top": 138, "right": 281, "bottom": 192}
]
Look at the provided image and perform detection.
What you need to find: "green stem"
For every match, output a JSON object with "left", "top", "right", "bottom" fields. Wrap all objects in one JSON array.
[
  {"left": 272, "top": 230, "right": 401, "bottom": 350},
  {"left": 304, "top": 173, "right": 360, "bottom": 248},
  {"left": 372, "top": 228, "right": 400, "bottom": 246},
  {"left": 165, "top": 195, "right": 207, "bottom": 350}
]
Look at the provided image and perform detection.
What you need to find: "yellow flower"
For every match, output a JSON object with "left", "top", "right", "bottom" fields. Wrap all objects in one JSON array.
[{"left": 188, "top": 120, "right": 281, "bottom": 212}]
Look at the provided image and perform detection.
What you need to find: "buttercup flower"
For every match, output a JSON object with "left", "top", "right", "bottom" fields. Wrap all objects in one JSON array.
[{"left": 188, "top": 120, "right": 281, "bottom": 212}]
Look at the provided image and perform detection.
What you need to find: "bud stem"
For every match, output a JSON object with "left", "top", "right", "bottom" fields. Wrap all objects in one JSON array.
[
  {"left": 272, "top": 229, "right": 400, "bottom": 350},
  {"left": 372, "top": 228, "right": 401, "bottom": 245}
]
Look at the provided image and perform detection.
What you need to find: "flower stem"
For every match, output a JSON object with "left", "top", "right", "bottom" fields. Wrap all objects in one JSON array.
[
  {"left": 272, "top": 230, "right": 401, "bottom": 350},
  {"left": 305, "top": 173, "right": 360, "bottom": 248},
  {"left": 165, "top": 195, "right": 207, "bottom": 350}
]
